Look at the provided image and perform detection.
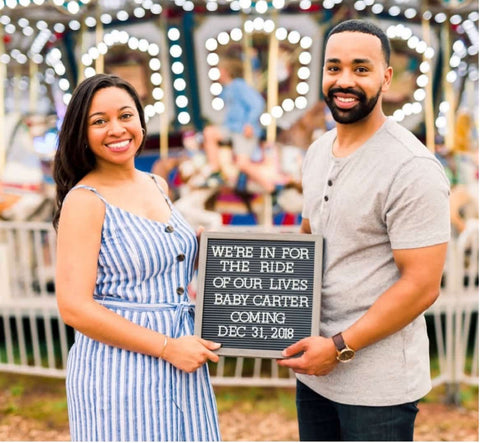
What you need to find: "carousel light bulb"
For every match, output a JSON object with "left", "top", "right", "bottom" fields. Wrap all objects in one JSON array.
[
  {"left": 296, "top": 82, "right": 309, "bottom": 94},
  {"left": 32, "top": 54, "right": 43, "bottom": 64},
  {"left": 117, "top": 10, "right": 129, "bottom": 21},
  {"left": 300, "top": 36, "right": 313, "bottom": 49},
  {"left": 435, "top": 116, "right": 446, "bottom": 128},
  {"left": 282, "top": 98, "right": 295, "bottom": 112},
  {"left": 217, "top": 31, "right": 230, "bottom": 45},
  {"left": 5, "top": 0, "right": 16, "bottom": 7},
  {"left": 100, "top": 14, "right": 112, "bottom": 24},
  {"left": 67, "top": 1, "right": 80, "bottom": 14},
  {"left": 183, "top": 1, "right": 194, "bottom": 11},
  {"left": 172, "top": 62, "right": 185, "bottom": 75},
  {"left": 230, "top": 1, "right": 241, "bottom": 11},
  {"left": 416, "top": 74, "right": 428, "bottom": 87},
  {"left": 154, "top": 102, "right": 165, "bottom": 114},
  {"left": 272, "top": 0, "right": 285, "bottom": 8},
  {"left": 178, "top": 112, "right": 191, "bottom": 125},
  {"left": 263, "top": 19, "right": 275, "bottom": 33},
  {"left": 53, "top": 23, "right": 65, "bottom": 33},
  {"left": 0, "top": 54, "right": 10, "bottom": 63},
  {"left": 404, "top": 8, "right": 416, "bottom": 19},
  {"left": 208, "top": 67, "right": 220, "bottom": 81},
  {"left": 295, "top": 96, "right": 307, "bottom": 109},
  {"left": 450, "top": 15, "right": 462, "bottom": 25},
  {"left": 298, "top": 66, "right": 310, "bottom": 80},
  {"left": 149, "top": 58, "right": 161, "bottom": 70},
  {"left": 63, "top": 93, "right": 72, "bottom": 106},
  {"left": 275, "top": 27, "right": 288, "bottom": 41},
  {"left": 423, "top": 10, "right": 432, "bottom": 20},
  {"left": 212, "top": 97, "right": 224, "bottom": 111},
  {"left": 81, "top": 54, "right": 92, "bottom": 66},
  {"left": 439, "top": 101, "right": 450, "bottom": 113},
  {"left": 170, "top": 44, "right": 182, "bottom": 58},
  {"left": 119, "top": 31, "right": 129, "bottom": 44},
  {"left": 206, "top": 2, "right": 218, "bottom": 11},
  {"left": 253, "top": 18, "right": 264, "bottom": 31},
  {"left": 260, "top": 113, "right": 272, "bottom": 126},
  {"left": 151, "top": 4, "right": 162, "bottom": 14},
  {"left": 424, "top": 47, "right": 435, "bottom": 59},
  {"left": 402, "top": 103, "right": 413, "bottom": 116},
  {"left": 85, "top": 16, "right": 96, "bottom": 27},
  {"left": 299, "top": 0, "right": 311, "bottom": 9},
  {"left": 393, "top": 110, "right": 405, "bottom": 122},
  {"left": 230, "top": 28, "right": 242, "bottom": 41},
  {"left": 168, "top": 28, "right": 180, "bottom": 41},
  {"left": 151, "top": 72, "right": 162, "bottom": 85},
  {"left": 413, "top": 89, "right": 426, "bottom": 101},
  {"left": 435, "top": 13, "right": 447, "bottom": 23},
  {"left": 205, "top": 38, "right": 218, "bottom": 51},
  {"left": 354, "top": 1, "right": 366, "bottom": 11},
  {"left": 207, "top": 53, "right": 219, "bottom": 66},
  {"left": 244, "top": 20, "right": 254, "bottom": 33},
  {"left": 138, "top": 38, "right": 149, "bottom": 52},
  {"left": 407, "top": 35, "right": 419, "bottom": 49},
  {"left": 210, "top": 82, "right": 222, "bottom": 96},
  {"left": 148, "top": 44, "right": 160, "bottom": 57},
  {"left": 54, "top": 64, "right": 66, "bottom": 76},
  {"left": 415, "top": 41, "right": 427, "bottom": 54},
  {"left": 174, "top": 78, "right": 187, "bottom": 91},
  {"left": 153, "top": 87, "right": 164, "bottom": 100},
  {"left": 5, "top": 23, "right": 15, "bottom": 33},
  {"left": 467, "top": 46, "right": 478, "bottom": 56},
  {"left": 389, "top": 6, "right": 400, "bottom": 16},
  {"left": 18, "top": 18, "right": 29, "bottom": 27},
  {"left": 271, "top": 106, "right": 283, "bottom": 118},
  {"left": 36, "top": 20, "right": 48, "bottom": 30},
  {"left": 412, "top": 102, "right": 422, "bottom": 114},
  {"left": 145, "top": 105, "right": 155, "bottom": 118},
  {"left": 239, "top": 0, "right": 251, "bottom": 9},
  {"left": 128, "top": 37, "right": 139, "bottom": 50},
  {"left": 134, "top": 7, "right": 145, "bottom": 18},
  {"left": 59, "top": 78, "right": 70, "bottom": 91},
  {"left": 419, "top": 61, "right": 430, "bottom": 73},
  {"left": 446, "top": 71, "right": 457, "bottom": 83},
  {"left": 323, "top": 0, "right": 335, "bottom": 9},
  {"left": 255, "top": 0, "right": 268, "bottom": 13},
  {"left": 98, "top": 42, "right": 108, "bottom": 55},
  {"left": 468, "top": 11, "right": 479, "bottom": 21},
  {"left": 288, "top": 30, "right": 301, "bottom": 44},
  {"left": 371, "top": 3, "right": 383, "bottom": 14},
  {"left": 17, "top": 53, "right": 27, "bottom": 64},
  {"left": 450, "top": 55, "right": 461, "bottom": 68},
  {"left": 299, "top": 51, "right": 312, "bottom": 65},
  {"left": 176, "top": 96, "right": 189, "bottom": 108}
]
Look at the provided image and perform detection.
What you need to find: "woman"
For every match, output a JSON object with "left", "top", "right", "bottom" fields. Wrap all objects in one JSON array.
[{"left": 53, "top": 73, "right": 221, "bottom": 441}]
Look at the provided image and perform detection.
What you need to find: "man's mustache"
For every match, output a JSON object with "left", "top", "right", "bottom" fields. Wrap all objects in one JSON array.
[{"left": 327, "top": 87, "right": 365, "bottom": 101}]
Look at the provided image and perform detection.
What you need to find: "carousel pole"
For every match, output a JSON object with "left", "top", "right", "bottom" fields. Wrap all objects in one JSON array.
[
  {"left": 158, "top": 11, "right": 169, "bottom": 161},
  {"left": 95, "top": 1, "right": 104, "bottom": 73},
  {"left": 29, "top": 59, "right": 38, "bottom": 114},
  {"left": 422, "top": 13, "right": 435, "bottom": 152},
  {"left": 241, "top": 13, "right": 254, "bottom": 86},
  {"left": 0, "top": 25, "right": 6, "bottom": 177},
  {"left": 78, "top": 20, "right": 87, "bottom": 83},
  {"left": 262, "top": 9, "right": 280, "bottom": 228},
  {"left": 442, "top": 20, "right": 456, "bottom": 151}
]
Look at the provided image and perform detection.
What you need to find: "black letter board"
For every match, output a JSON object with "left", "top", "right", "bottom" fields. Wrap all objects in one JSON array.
[{"left": 194, "top": 231, "right": 322, "bottom": 358}]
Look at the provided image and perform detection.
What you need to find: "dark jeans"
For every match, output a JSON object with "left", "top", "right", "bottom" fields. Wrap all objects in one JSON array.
[{"left": 296, "top": 380, "right": 419, "bottom": 441}]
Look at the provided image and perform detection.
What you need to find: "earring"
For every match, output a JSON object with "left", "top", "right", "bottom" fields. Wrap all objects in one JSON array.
[{"left": 142, "top": 128, "right": 145, "bottom": 136}]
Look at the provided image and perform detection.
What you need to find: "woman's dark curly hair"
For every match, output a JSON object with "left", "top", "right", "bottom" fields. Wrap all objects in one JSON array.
[{"left": 52, "top": 74, "right": 147, "bottom": 230}]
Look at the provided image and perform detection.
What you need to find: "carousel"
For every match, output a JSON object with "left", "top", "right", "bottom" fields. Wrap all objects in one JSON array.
[{"left": 0, "top": 0, "right": 478, "bottom": 228}]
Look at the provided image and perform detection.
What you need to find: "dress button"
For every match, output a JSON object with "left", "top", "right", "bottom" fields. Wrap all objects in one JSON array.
[
  {"left": 176, "top": 287, "right": 184, "bottom": 295},
  {"left": 324, "top": 195, "right": 329, "bottom": 201},
  {"left": 177, "top": 254, "right": 185, "bottom": 262},
  {"left": 165, "top": 225, "right": 174, "bottom": 233},
  {"left": 328, "top": 180, "right": 333, "bottom": 186}
]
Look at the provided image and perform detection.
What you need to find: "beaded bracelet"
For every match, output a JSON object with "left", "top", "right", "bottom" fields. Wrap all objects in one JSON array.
[{"left": 159, "top": 335, "right": 169, "bottom": 359}]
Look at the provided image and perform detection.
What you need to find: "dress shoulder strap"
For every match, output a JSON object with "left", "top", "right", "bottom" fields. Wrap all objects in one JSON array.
[
  {"left": 149, "top": 173, "right": 171, "bottom": 203},
  {"left": 68, "top": 184, "right": 108, "bottom": 204}
]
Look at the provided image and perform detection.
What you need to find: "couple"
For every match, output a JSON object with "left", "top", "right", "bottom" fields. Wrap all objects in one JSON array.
[{"left": 53, "top": 20, "right": 450, "bottom": 442}]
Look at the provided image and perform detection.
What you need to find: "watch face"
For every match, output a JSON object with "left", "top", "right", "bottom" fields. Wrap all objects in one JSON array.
[{"left": 338, "top": 349, "right": 355, "bottom": 362}]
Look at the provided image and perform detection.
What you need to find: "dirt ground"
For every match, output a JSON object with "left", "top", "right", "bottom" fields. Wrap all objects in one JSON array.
[{"left": 0, "top": 400, "right": 478, "bottom": 441}]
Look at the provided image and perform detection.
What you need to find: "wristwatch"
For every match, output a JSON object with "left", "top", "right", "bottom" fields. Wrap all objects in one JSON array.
[{"left": 332, "top": 332, "right": 355, "bottom": 363}]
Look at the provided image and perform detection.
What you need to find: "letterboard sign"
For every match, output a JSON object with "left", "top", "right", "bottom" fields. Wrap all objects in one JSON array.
[{"left": 194, "top": 231, "right": 322, "bottom": 358}]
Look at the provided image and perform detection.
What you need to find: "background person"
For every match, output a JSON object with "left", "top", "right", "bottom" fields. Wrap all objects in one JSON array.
[
  {"left": 202, "top": 57, "right": 279, "bottom": 192},
  {"left": 53, "top": 73, "right": 221, "bottom": 442},
  {"left": 278, "top": 19, "right": 451, "bottom": 441}
]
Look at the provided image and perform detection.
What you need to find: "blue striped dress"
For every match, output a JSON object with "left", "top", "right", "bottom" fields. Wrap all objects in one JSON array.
[{"left": 65, "top": 178, "right": 221, "bottom": 442}]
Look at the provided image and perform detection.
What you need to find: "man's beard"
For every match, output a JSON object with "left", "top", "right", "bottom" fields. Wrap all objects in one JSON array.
[{"left": 324, "top": 87, "right": 381, "bottom": 124}]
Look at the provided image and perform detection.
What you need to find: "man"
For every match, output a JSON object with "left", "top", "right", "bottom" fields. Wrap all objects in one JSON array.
[
  {"left": 277, "top": 19, "right": 450, "bottom": 441},
  {"left": 202, "top": 57, "right": 276, "bottom": 191}
]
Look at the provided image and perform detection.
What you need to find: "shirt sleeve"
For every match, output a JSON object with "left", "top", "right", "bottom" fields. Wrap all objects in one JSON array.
[{"left": 385, "top": 156, "right": 451, "bottom": 249}]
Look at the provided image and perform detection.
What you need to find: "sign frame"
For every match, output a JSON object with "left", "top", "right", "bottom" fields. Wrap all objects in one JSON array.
[{"left": 194, "top": 231, "right": 322, "bottom": 358}]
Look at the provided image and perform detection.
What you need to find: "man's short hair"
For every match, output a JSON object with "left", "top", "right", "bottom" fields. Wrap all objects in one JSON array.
[{"left": 326, "top": 19, "right": 391, "bottom": 65}]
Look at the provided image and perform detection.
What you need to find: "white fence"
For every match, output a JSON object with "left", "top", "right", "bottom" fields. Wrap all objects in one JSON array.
[{"left": 0, "top": 220, "right": 478, "bottom": 391}]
